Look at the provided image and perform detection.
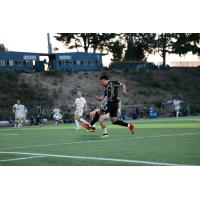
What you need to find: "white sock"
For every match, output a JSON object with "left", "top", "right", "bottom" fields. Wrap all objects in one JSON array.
[
  {"left": 92, "top": 124, "right": 96, "bottom": 127},
  {"left": 75, "top": 120, "right": 80, "bottom": 128},
  {"left": 102, "top": 128, "right": 108, "bottom": 135},
  {"left": 79, "top": 118, "right": 89, "bottom": 124},
  {"left": 128, "top": 124, "right": 130, "bottom": 128}
]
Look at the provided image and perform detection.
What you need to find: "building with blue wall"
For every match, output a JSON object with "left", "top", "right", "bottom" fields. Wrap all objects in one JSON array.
[
  {"left": 0, "top": 51, "right": 104, "bottom": 72},
  {"left": 0, "top": 51, "right": 41, "bottom": 72},
  {"left": 51, "top": 52, "right": 103, "bottom": 72}
]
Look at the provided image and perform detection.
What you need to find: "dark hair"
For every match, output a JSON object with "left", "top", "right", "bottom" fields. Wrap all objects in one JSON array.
[{"left": 99, "top": 75, "right": 109, "bottom": 80}]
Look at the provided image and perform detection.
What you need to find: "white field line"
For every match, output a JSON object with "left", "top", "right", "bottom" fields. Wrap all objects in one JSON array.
[
  {"left": 0, "top": 132, "right": 199, "bottom": 151},
  {"left": 136, "top": 118, "right": 200, "bottom": 122},
  {"left": 1, "top": 134, "right": 18, "bottom": 136},
  {"left": 0, "top": 151, "right": 183, "bottom": 166},
  {"left": 0, "top": 140, "right": 106, "bottom": 151},
  {"left": 0, "top": 155, "right": 45, "bottom": 162}
]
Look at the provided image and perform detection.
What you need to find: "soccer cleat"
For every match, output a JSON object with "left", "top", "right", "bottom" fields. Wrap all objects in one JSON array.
[
  {"left": 129, "top": 123, "right": 135, "bottom": 135},
  {"left": 101, "top": 134, "right": 109, "bottom": 138},
  {"left": 87, "top": 127, "right": 96, "bottom": 132},
  {"left": 82, "top": 123, "right": 96, "bottom": 132},
  {"left": 82, "top": 123, "right": 90, "bottom": 129}
]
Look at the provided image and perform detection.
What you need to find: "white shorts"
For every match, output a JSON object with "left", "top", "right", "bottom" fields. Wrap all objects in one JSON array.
[
  {"left": 74, "top": 108, "right": 84, "bottom": 117},
  {"left": 15, "top": 114, "right": 25, "bottom": 121}
]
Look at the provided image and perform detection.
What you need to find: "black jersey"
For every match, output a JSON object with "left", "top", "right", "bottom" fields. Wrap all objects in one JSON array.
[
  {"left": 36, "top": 106, "right": 43, "bottom": 116},
  {"left": 103, "top": 81, "right": 121, "bottom": 102}
]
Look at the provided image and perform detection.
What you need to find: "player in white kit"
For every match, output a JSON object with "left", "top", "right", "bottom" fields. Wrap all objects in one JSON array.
[
  {"left": 53, "top": 107, "right": 63, "bottom": 124},
  {"left": 13, "top": 100, "right": 28, "bottom": 128},
  {"left": 73, "top": 91, "right": 88, "bottom": 130}
]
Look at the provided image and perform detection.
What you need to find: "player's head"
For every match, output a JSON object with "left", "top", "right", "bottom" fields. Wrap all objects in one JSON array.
[
  {"left": 99, "top": 75, "right": 109, "bottom": 86},
  {"left": 17, "top": 100, "right": 20, "bottom": 105},
  {"left": 77, "top": 91, "right": 82, "bottom": 97}
]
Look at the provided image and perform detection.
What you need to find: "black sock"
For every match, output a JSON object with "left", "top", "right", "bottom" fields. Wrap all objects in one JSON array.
[
  {"left": 113, "top": 120, "right": 129, "bottom": 127},
  {"left": 90, "top": 112, "right": 100, "bottom": 126}
]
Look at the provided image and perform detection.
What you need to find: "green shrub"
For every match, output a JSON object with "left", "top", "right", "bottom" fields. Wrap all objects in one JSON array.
[{"left": 149, "top": 80, "right": 161, "bottom": 88}]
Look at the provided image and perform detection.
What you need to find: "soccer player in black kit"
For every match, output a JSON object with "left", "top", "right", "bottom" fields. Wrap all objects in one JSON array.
[{"left": 83, "top": 75, "right": 135, "bottom": 136}]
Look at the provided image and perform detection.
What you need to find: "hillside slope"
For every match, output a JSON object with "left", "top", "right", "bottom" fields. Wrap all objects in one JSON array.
[{"left": 0, "top": 68, "right": 200, "bottom": 119}]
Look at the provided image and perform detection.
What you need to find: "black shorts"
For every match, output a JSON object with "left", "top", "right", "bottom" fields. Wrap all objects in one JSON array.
[{"left": 100, "top": 101, "right": 118, "bottom": 117}]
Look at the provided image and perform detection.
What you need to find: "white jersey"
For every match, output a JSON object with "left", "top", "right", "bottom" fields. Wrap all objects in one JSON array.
[
  {"left": 13, "top": 104, "right": 27, "bottom": 116},
  {"left": 173, "top": 100, "right": 181, "bottom": 107},
  {"left": 53, "top": 108, "right": 61, "bottom": 115},
  {"left": 74, "top": 97, "right": 86, "bottom": 109},
  {"left": 173, "top": 100, "right": 182, "bottom": 111}
]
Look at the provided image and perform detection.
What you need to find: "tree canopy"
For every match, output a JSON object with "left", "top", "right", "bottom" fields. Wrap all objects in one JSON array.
[
  {"left": 55, "top": 33, "right": 200, "bottom": 65},
  {"left": 0, "top": 43, "right": 8, "bottom": 52}
]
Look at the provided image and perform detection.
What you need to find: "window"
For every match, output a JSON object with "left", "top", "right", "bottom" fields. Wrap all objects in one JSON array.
[
  {"left": 74, "top": 61, "right": 76, "bottom": 65},
  {"left": 26, "top": 60, "right": 30, "bottom": 66},
  {"left": 59, "top": 60, "right": 65, "bottom": 65},
  {"left": 9, "top": 60, "right": 14, "bottom": 66},
  {"left": 80, "top": 60, "right": 84, "bottom": 65},
  {"left": 15, "top": 60, "right": 22, "bottom": 66},
  {"left": 65, "top": 60, "right": 69, "bottom": 65},
  {"left": 0, "top": 60, "right": 5, "bottom": 66},
  {"left": 88, "top": 60, "right": 91, "bottom": 65},
  {"left": 76, "top": 60, "right": 80, "bottom": 65}
]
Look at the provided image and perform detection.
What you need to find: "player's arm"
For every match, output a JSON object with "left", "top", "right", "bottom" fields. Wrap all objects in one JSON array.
[
  {"left": 84, "top": 102, "right": 88, "bottom": 111},
  {"left": 12, "top": 105, "right": 16, "bottom": 113},
  {"left": 120, "top": 82, "right": 127, "bottom": 96},
  {"left": 118, "top": 100, "right": 122, "bottom": 115},
  {"left": 96, "top": 96, "right": 104, "bottom": 101}
]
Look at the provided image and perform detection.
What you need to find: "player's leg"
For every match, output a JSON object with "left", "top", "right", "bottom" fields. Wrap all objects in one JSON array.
[
  {"left": 109, "top": 102, "right": 135, "bottom": 135},
  {"left": 79, "top": 117, "right": 89, "bottom": 125},
  {"left": 99, "top": 115, "right": 109, "bottom": 137},
  {"left": 18, "top": 116, "right": 23, "bottom": 127},
  {"left": 14, "top": 117, "right": 19, "bottom": 128},
  {"left": 74, "top": 114, "right": 81, "bottom": 130},
  {"left": 89, "top": 109, "right": 100, "bottom": 127},
  {"left": 89, "top": 111, "right": 95, "bottom": 121},
  {"left": 82, "top": 110, "right": 104, "bottom": 131},
  {"left": 76, "top": 109, "right": 89, "bottom": 126},
  {"left": 90, "top": 110, "right": 104, "bottom": 126}
]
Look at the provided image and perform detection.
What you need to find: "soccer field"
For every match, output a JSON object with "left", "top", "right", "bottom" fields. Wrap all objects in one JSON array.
[{"left": 0, "top": 117, "right": 200, "bottom": 166}]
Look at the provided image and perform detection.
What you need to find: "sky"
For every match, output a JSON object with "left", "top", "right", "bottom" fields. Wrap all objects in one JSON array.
[{"left": 0, "top": 33, "right": 199, "bottom": 67}]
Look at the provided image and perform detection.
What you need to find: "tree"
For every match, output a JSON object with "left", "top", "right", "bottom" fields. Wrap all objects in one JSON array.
[
  {"left": 107, "top": 40, "right": 125, "bottom": 61},
  {"left": 172, "top": 33, "right": 200, "bottom": 56},
  {"left": 0, "top": 43, "right": 8, "bottom": 52},
  {"left": 157, "top": 33, "right": 200, "bottom": 66},
  {"left": 55, "top": 33, "right": 116, "bottom": 53},
  {"left": 123, "top": 33, "right": 157, "bottom": 61}
]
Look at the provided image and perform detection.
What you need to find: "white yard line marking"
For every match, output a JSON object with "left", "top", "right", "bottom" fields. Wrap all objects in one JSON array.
[
  {"left": 0, "top": 132, "right": 199, "bottom": 151},
  {"left": 146, "top": 132, "right": 199, "bottom": 138},
  {"left": 1, "top": 134, "right": 18, "bottom": 136},
  {"left": 0, "top": 155, "right": 45, "bottom": 162},
  {"left": 0, "top": 151, "right": 183, "bottom": 166},
  {"left": 0, "top": 140, "right": 105, "bottom": 151}
]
